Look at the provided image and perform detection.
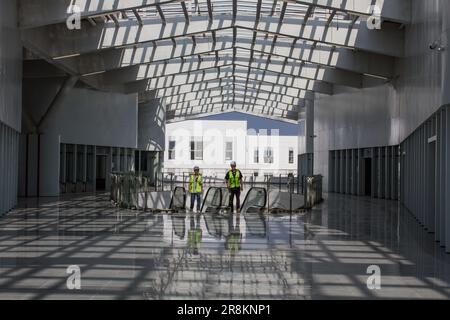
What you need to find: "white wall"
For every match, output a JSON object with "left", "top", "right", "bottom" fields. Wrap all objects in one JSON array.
[
  {"left": 246, "top": 135, "right": 298, "bottom": 173},
  {"left": 164, "top": 120, "right": 247, "bottom": 175}
]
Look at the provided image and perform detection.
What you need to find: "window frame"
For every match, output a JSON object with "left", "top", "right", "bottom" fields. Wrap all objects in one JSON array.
[
  {"left": 253, "top": 148, "right": 259, "bottom": 164},
  {"left": 168, "top": 139, "right": 176, "bottom": 160},
  {"left": 288, "top": 148, "right": 294, "bottom": 164},
  {"left": 225, "top": 139, "right": 233, "bottom": 161},
  {"left": 264, "top": 147, "right": 274, "bottom": 164},
  {"left": 190, "top": 137, "right": 204, "bottom": 160}
]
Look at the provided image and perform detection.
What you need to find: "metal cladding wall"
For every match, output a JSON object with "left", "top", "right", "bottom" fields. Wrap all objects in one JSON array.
[
  {"left": 0, "top": 0, "right": 21, "bottom": 215},
  {"left": 138, "top": 99, "right": 166, "bottom": 152},
  {"left": 20, "top": 82, "right": 139, "bottom": 197},
  {"left": 400, "top": 105, "right": 450, "bottom": 252},
  {"left": 328, "top": 146, "right": 400, "bottom": 200},
  {"left": 314, "top": 0, "right": 450, "bottom": 193},
  {"left": 314, "top": 84, "right": 398, "bottom": 192},
  {"left": 0, "top": 122, "right": 19, "bottom": 215},
  {"left": 0, "top": 0, "right": 22, "bottom": 132}
]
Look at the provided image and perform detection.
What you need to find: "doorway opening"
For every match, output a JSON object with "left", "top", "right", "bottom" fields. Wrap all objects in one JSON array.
[
  {"left": 96, "top": 155, "right": 107, "bottom": 191},
  {"left": 364, "top": 158, "right": 372, "bottom": 196}
]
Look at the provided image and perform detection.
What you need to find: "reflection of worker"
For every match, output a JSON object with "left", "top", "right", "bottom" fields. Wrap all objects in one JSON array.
[
  {"left": 189, "top": 166, "right": 203, "bottom": 212},
  {"left": 225, "top": 213, "right": 242, "bottom": 253},
  {"left": 188, "top": 214, "right": 202, "bottom": 255},
  {"left": 225, "top": 161, "right": 243, "bottom": 213}
]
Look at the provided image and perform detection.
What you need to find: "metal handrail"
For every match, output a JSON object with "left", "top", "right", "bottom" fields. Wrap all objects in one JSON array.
[
  {"left": 200, "top": 187, "right": 223, "bottom": 213},
  {"left": 241, "top": 187, "right": 267, "bottom": 214},
  {"left": 169, "top": 186, "right": 187, "bottom": 210}
]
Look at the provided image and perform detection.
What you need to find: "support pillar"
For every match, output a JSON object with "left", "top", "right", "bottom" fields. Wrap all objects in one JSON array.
[{"left": 297, "top": 99, "right": 314, "bottom": 180}]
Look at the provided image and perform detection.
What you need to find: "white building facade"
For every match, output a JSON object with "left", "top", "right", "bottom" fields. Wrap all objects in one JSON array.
[{"left": 164, "top": 120, "right": 298, "bottom": 178}]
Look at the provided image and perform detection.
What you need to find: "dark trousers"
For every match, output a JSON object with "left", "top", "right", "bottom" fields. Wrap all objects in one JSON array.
[
  {"left": 190, "top": 193, "right": 202, "bottom": 211},
  {"left": 229, "top": 188, "right": 241, "bottom": 210}
]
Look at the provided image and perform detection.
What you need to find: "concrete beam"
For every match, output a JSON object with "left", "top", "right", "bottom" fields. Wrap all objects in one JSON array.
[
  {"left": 154, "top": 77, "right": 316, "bottom": 100},
  {"left": 168, "top": 108, "right": 299, "bottom": 123},
  {"left": 166, "top": 93, "right": 297, "bottom": 113},
  {"left": 58, "top": 34, "right": 394, "bottom": 78},
  {"left": 19, "top": 0, "right": 410, "bottom": 29},
  {"left": 164, "top": 85, "right": 304, "bottom": 106},
  {"left": 289, "top": 0, "right": 411, "bottom": 24},
  {"left": 122, "top": 65, "right": 333, "bottom": 95},
  {"left": 82, "top": 51, "right": 367, "bottom": 89},
  {"left": 166, "top": 102, "right": 299, "bottom": 122},
  {"left": 22, "top": 14, "right": 404, "bottom": 59},
  {"left": 19, "top": 0, "right": 174, "bottom": 29}
]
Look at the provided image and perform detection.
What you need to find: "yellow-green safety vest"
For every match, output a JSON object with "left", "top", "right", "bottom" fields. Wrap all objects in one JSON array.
[
  {"left": 188, "top": 229, "right": 202, "bottom": 250},
  {"left": 189, "top": 174, "right": 203, "bottom": 193},
  {"left": 227, "top": 170, "right": 241, "bottom": 188}
]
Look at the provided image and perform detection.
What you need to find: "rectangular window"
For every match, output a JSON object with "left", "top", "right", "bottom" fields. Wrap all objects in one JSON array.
[
  {"left": 190, "top": 137, "right": 203, "bottom": 160},
  {"left": 289, "top": 148, "right": 294, "bottom": 164},
  {"left": 225, "top": 140, "right": 233, "bottom": 161},
  {"left": 264, "top": 147, "right": 273, "bottom": 164},
  {"left": 254, "top": 148, "right": 259, "bottom": 163},
  {"left": 168, "top": 139, "right": 176, "bottom": 160}
]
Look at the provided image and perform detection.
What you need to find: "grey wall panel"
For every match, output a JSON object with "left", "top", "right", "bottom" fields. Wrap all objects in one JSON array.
[
  {"left": 399, "top": 105, "right": 450, "bottom": 250},
  {"left": 446, "top": 107, "right": 450, "bottom": 252},
  {"left": 0, "top": 122, "right": 19, "bottom": 215},
  {"left": 0, "top": 1, "right": 21, "bottom": 214},
  {"left": 397, "top": 0, "right": 449, "bottom": 141},
  {"left": 328, "top": 146, "right": 399, "bottom": 200},
  {"left": 138, "top": 99, "right": 166, "bottom": 152},
  {"left": 0, "top": 0, "right": 22, "bottom": 132},
  {"left": 439, "top": 108, "right": 446, "bottom": 245},
  {"left": 20, "top": 83, "right": 139, "bottom": 196},
  {"left": 314, "top": 0, "right": 450, "bottom": 194},
  {"left": 314, "top": 83, "right": 399, "bottom": 192}
]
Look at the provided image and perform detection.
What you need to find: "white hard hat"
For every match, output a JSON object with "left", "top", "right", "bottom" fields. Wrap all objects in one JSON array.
[{"left": 230, "top": 161, "right": 236, "bottom": 166}]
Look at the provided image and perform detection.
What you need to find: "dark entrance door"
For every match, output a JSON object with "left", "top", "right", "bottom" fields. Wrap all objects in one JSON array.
[
  {"left": 364, "top": 158, "right": 372, "bottom": 196},
  {"left": 96, "top": 155, "right": 107, "bottom": 191}
]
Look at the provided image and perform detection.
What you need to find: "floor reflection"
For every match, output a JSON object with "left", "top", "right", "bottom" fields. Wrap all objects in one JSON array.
[{"left": 0, "top": 193, "right": 450, "bottom": 299}]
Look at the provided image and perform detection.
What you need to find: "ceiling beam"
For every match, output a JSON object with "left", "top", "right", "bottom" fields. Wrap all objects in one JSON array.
[
  {"left": 121, "top": 65, "right": 333, "bottom": 95},
  {"left": 21, "top": 14, "right": 404, "bottom": 59},
  {"left": 19, "top": 0, "right": 410, "bottom": 29},
  {"left": 153, "top": 77, "right": 316, "bottom": 100},
  {"left": 58, "top": 33, "right": 394, "bottom": 79},
  {"left": 81, "top": 50, "right": 367, "bottom": 89}
]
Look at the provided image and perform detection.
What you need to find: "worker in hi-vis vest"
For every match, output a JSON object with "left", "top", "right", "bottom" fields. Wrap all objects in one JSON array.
[
  {"left": 189, "top": 166, "right": 204, "bottom": 212},
  {"left": 225, "top": 161, "right": 244, "bottom": 213}
]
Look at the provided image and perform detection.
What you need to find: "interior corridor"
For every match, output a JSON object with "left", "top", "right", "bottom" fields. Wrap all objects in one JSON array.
[{"left": 1, "top": 194, "right": 449, "bottom": 300}]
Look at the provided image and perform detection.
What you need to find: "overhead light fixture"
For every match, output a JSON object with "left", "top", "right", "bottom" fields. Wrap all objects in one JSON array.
[{"left": 53, "top": 53, "right": 81, "bottom": 60}]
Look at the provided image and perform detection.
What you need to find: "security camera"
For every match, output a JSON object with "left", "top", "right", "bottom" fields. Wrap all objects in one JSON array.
[
  {"left": 430, "top": 41, "right": 439, "bottom": 50},
  {"left": 430, "top": 40, "right": 445, "bottom": 51}
]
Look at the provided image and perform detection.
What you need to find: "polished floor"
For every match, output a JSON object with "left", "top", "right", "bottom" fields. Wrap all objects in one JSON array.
[{"left": 1, "top": 193, "right": 450, "bottom": 300}]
